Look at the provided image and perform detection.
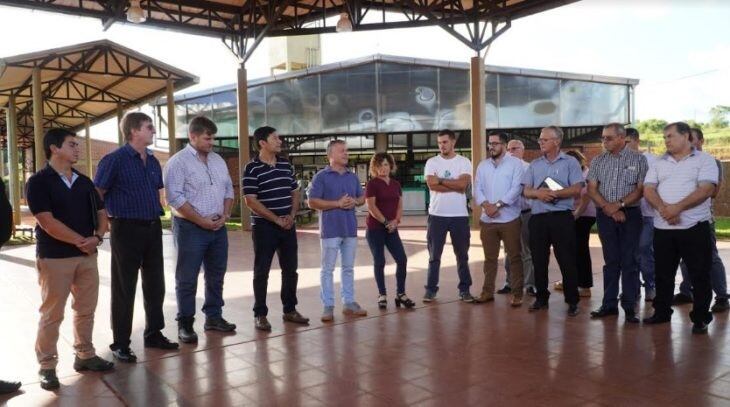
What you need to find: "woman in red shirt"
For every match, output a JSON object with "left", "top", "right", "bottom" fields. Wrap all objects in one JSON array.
[{"left": 365, "top": 153, "right": 415, "bottom": 309}]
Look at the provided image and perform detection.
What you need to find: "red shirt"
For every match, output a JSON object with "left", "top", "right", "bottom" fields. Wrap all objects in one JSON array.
[{"left": 365, "top": 177, "right": 402, "bottom": 230}]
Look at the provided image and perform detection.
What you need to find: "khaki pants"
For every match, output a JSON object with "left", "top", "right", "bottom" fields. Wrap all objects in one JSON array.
[
  {"left": 480, "top": 218, "right": 523, "bottom": 297},
  {"left": 36, "top": 254, "right": 99, "bottom": 369}
]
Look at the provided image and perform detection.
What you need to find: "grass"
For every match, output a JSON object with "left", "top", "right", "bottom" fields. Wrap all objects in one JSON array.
[{"left": 641, "top": 127, "right": 730, "bottom": 159}]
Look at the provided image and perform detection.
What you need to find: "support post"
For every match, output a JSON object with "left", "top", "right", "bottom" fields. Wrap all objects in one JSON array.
[
  {"left": 117, "top": 103, "right": 124, "bottom": 146},
  {"left": 375, "top": 133, "right": 388, "bottom": 153},
  {"left": 32, "top": 67, "right": 45, "bottom": 171},
  {"left": 85, "top": 117, "right": 93, "bottom": 177},
  {"left": 470, "top": 56, "right": 486, "bottom": 229},
  {"left": 237, "top": 64, "right": 251, "bottom": 231},
  {"left": 7, "top": 95, "right": 21, "bottom": 226},
  {"left": 166, "top": 79, "right": 178, "bottom": 156}
]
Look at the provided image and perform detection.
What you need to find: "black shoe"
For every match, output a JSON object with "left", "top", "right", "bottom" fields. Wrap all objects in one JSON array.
[
  {"left": 111, "top": 348, "right": 137, "bottom": 363},
  {"left": 642, "top": 314, "right": 671, "bottom": 325},
  {"left": 590, "top": 307, "right": 619, "bottom": 318},
  {"left": 255, "top": 316, "right": 272, "bottom": 331},
  {"left": 458, "top": 292, "right": 475, "bottom": 303},
  {"left": 528, "top": 300, "right": 549, "bottom": 312},
  {"left": 672, "top": 293, "right": 693, "bottom": 305},
  {"left": 145, "top": 332, "right": 180, "bottom": 349},
  {"left": 692, "top": 322, "right": 709, "bottom": 334},
  {"left": 395, "top": 293, "right": 416, "bottom": 309},
  {"left": 73, "top": 356, "right": 114, "bottom": 372},
  {"left": 38, "top": 369, "right": 59, "bottom": 391},
  {"left": 526, "top": 287, "right": 537, "bottom": 297},
  {"left": 567, "top": 304, "right": 579, "bottom": 317},
  {"left": 0, "top": 379, "right": 21, "bottom": 394},
  {"left": 205, "top": 317, "right": 237, "bottom": 332},
  {"left": 711, "top": 298, "right": 730, "bottom": 313},
  {"left": 177, "top": 317, "right": 198, "bottom": 344},
  {"left": 497, "top": 285, "right": 512, "bottom": 294},
  {"left": 625, "top": 312, "right": 640, "bottom": 324},
  {"left": 282, "top": 311, "right": 310, "bottom": 325}
]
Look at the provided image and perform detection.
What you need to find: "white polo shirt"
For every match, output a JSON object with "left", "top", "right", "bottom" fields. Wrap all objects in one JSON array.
[{"left": 643, "top": 149, "right": 718, "bottom": 230}]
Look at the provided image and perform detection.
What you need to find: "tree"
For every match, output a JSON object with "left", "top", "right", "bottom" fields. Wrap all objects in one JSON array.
[
  {"left": 636, "top": 119, "right": 668, "bottom": 134},
  {"left": 710, "top": 105, "right": 730, "bottom": 128}
]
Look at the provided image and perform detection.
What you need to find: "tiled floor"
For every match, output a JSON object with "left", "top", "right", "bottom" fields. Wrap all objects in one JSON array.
[{"left": 2, "top": 217, "right": 730, "bottom": 406}]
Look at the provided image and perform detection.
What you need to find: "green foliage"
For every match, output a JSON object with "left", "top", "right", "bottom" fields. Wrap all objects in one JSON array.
[
  {"left": 710, "top": 105, "right": 730, "bottom": 129},
  {"left": 636, "top": 119, "right": 668, "bottom": 134}
]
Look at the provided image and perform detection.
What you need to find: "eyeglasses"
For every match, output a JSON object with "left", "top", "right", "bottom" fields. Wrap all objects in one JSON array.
[{"left": 487, "top": 142, "right": 503, "bottom": 147}]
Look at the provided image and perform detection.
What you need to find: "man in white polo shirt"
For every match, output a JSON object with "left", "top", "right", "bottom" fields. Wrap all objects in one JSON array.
[{"left": 642, "top": 122, "right": 718, "bottom": 334}]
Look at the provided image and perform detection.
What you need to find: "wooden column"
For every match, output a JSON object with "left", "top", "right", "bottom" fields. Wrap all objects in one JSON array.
[
  {"left": 166, "top": 79, "right": 178, "bottom": 156},
  {"left": 237, "top": 64, "right": 251, "bottom": 231},
  {"left": 0, "top": 144, "right": 4, "bottom": 180},
  {"left": 6, "top": 95, "right": 21, "bottom": 226},
  {"left": 375, "top": 133, "right": 388, "bottom": 153},
  {"left": 85, "top": 118, "right": 93, "bottom": 177},
  {"left": 470, "top": 56, "right": 486, "bottom": 229},
  {"left": 32, "top": 67, "right": 45, "bottom": 171},
  {"left": 117, "top": 103, "right": 124, "bottom": 146}
]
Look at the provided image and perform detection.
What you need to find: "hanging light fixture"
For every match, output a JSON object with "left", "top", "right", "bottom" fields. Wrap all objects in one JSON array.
[
  {"left": 335, "top": 12, "right": 352, "bottom": 32},
  {"left": 126, "top": 0, "right": 146, "bottom": 23}
]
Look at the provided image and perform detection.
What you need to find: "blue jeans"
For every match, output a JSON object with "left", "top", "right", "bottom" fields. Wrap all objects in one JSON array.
[
  {"left": 636, "top": 216, "right": 655, "bottom": 290},
  {"left": 425, "top": 215, "right": 472, "bottom": 294},
  {"left": 173, "top": 217, "right": 228, "bottom": 320},
  {"left": 320, "top": 237, "right": 357, "bottom": 307},
  {"left": 678, "top": 222, "right": 728, "bottom": 300},
  {"left": 366, "top": 229, "right": 408, "bottom": 295},
  {"left": 596, "top": 208, "right": 642, "bottom": 312}
]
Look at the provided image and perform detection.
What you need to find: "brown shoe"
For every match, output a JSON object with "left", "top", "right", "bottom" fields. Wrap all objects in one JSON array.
[
  {"left": 510, "top": 296, "right": 523, "bottom": 307},
  {"left": 283, "top": 310, "right": 310, "bottom": 325},
  {"left": 254, "top": 316, "right": 272, "bottom": 331},
  {"left": 474, "top": 292, "right": 494, "bottom": 303},
  {"left": 579, "top": 288, "right": 592, "bottom": 298},
  {"left": 554, "top": 281, "right": 564, "bottom": 291}
]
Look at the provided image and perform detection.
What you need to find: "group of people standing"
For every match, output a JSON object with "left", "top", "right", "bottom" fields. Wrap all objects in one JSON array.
[{"left": 2, "top": 111, "right": 725, "bottom": 393}]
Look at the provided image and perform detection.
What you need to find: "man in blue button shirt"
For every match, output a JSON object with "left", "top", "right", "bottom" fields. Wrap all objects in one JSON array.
[
  {"left": 473, "top": 131, "right": 525, "bottom": 306},
  {"left": 95, "top": 112, "right": 178, "bottom": 363},
  {"left": 522, "top": 126, "right": 584, "bottom": 317}
]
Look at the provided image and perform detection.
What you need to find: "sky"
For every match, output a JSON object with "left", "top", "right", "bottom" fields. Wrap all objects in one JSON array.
[{"left": 1, "top": 0, "right": 729, "bottom": 142}]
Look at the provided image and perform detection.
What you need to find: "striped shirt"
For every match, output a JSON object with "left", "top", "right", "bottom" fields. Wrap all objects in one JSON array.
[
  {"left": 242, "top": 156, "right": 298, "bottom": 225},
  {"left": 163, "top": 144, "right": 234, "bottom": 218},
  {"left": 644, "top": 149, "right": 718, "bottom": 230},
  {"left": 587, "top": 146, "right": 648, "bottom": 205},
  {"left": 94, "top": 143, "right": 163, "bottom": 220}
]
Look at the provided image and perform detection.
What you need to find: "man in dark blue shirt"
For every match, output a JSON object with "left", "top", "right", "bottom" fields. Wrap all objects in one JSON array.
[
  {"left": 94, "top": 112, "right": 178, "bottom": 362},
  {"left": 27, "top": 128, "right": 114, "bottom": 390}
]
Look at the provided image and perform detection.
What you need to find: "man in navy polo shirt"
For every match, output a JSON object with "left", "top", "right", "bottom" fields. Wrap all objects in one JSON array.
[
  {"left": 308, "top": 140, "right": 367, "bottom": 322},
  {"left": 27, "top": 128, "right": 114, "bottom": 390},
  {"left": 243, "top": 126, "right": 310, "bottom": 331},
  {"left": 95, "top": 112, "right": 178, "bottom": 363}
]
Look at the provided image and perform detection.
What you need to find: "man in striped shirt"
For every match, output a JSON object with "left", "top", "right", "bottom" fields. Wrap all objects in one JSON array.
[
  {"left": 586, "top": 123, "right": 648, "bottom": 323},
  {"left": 243, "top": 126, "right": 309, "bottom": 332}
]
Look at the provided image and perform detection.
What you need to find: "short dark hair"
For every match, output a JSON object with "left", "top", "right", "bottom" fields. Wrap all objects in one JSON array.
[
  {"left": 664, "top": 121, "right": 691, "bottom": 137},
  {"left": 120, "top": 112, "right": 152, "bottom": 142},
  {"left": 487, "top": 130, "right": 510, "bottom": 144},
  {"left": 189, "top": 116, "right": 217, "bottom": 136},
  {"left": 437, "top": 129, "right": 457, "bottom": 140},
  {"left": 44, "top": 128, "right": 76, "bottom": 159},
  {"left": 691, "top": 127, "right": 704, "bottom": 141},
  {"left": 625, "top": 127, "right": 639, "bottom": 140},
  {"left": 253, "top": 126, "right": 277, "bottom": 151}
]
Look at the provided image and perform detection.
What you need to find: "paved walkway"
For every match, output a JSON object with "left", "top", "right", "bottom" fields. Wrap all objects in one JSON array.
[{"left": 1, "top": 218, "right": 730, "bottom": 406}]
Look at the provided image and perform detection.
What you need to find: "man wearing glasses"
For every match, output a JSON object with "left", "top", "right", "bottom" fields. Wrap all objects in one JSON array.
[
  {"left": 95, "top": 112, "right": 178, "bottom": 363},
  {"left": 473, "top": 131, "right": 525, "bottom": 306},
  {"left": 522, "top": 126, "right": 583, "bottom": 316},
  {"left": 164, "top": 116, "right": 236, "bottom": 343},
  {"left": 503, "top": 140, "right": 536, "bottom": 297},
  {"left": 586, "top": 123, "right": 648, "bottom": 324}
]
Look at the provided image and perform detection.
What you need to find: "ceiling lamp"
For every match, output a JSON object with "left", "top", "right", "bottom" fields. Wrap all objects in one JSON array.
[
  {"left": 126, "top": 0, "right": 146, "bottom": 23},
  {"left": 335, "top": 12, "right": 352, "bottom": 32}
]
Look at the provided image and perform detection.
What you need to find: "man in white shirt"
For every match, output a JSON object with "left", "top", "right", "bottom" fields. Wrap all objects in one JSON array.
[
  {"left": 473, "top": 131, "right": 525, "bottom": 306},
  {"left": 643, "top": 122, "right": 718, "bottom": 334},
  {"left": 423, "top": 129, "right": 474, "bottom": 303}
]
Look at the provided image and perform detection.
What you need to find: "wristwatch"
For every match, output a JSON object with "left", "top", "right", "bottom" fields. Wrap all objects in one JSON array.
[
  {"left": 619, "top": 199, "right": 626, "bottom": 208},
  {"left": 94, "top": 234, "right": 104, "bottom": 246},
  {"left": 495, "top": 202, "right": 504, "bottom": 209}
]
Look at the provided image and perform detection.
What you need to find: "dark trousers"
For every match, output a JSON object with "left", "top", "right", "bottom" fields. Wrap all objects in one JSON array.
[
  {"left": 575, "top": 216, "right": 596, "bottom": 289},
  {"left": 653, "top": 221, "right": 713, "bottom": 324},
  {"left": 366, "top": 228, "right": 408, "bottom": 295},
  {"left": 252, "top": 220, "right": 299, "bottom": 317},
  {"left": 173, "top": 217, "right": 228, "bottom": 320},
  {"left": 528, "top": 211, "right": 579, "bottom": 305},
  {"left": 425, "top": 215, "right": 472, "bottom": 294},
  {"left": 110, "top": 219, "right": 165, "bottom": 350},
  {"left": 596, "top": 207, "right": 642, "bottom": 312}
]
